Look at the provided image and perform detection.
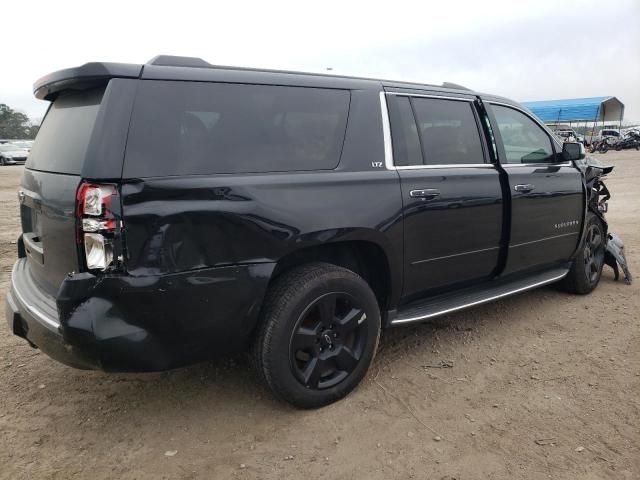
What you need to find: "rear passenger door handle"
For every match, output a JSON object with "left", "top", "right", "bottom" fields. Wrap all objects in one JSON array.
[
  {"left": 514, "top": 184, "right": 534, "bottom": 193},
  {"left": 410, "top": 189, "right": 440, "bottom": 199}
]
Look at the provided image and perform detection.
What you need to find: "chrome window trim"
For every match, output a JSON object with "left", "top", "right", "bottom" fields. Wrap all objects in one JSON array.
[
  {"left": 386, "top": 91, "right": 475, "bottom": 102},
  {"left": 380, "top": 91, "right": 492, "bottom": 170},
  {"left": 502, "top": 162, "right": 572, "bottom": 168},
  {"left": 379, "top": 91, "right": 395, "bottom": 170},
  {"left": 395, "top": 164, "right": 494, "bottom": 170}
]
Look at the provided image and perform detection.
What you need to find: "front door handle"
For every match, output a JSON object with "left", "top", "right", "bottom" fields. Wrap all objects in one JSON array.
[
  {"left": 514, "top": 184, "right": 534, "bottom": 193},
  {"left": 410, "top": 188, "right": 440, "bottom": 199}
]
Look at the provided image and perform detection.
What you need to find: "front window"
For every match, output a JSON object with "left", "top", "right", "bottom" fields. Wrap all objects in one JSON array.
[{"left": 491, "top": 105, "right": 555, "bottom": 164}]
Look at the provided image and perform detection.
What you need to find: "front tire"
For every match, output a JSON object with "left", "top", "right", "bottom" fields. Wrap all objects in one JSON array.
[
  {"left": 252, "top": 263, "right": 381, "bottom": 408},
  {"left": 558, "top": 213, "right": 606, "bottom": 294}
]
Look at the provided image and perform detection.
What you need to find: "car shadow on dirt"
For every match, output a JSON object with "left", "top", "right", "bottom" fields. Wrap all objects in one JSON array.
[{"left": 21, "top": 272, "right": 625, "bottom": 438}]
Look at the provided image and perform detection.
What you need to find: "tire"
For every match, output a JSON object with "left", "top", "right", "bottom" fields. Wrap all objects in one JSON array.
[
  {"left": 558, "top": 213, "right": 606, "bottom": 294},
  {"left": 615, "top": 144, "right": 622, "bottom": 151},
  {"left": 252, "top": 262, "right": 381, "bottom": 408},
  {"left": 599, "top": 143, "right": 609, "bottom": 153}
]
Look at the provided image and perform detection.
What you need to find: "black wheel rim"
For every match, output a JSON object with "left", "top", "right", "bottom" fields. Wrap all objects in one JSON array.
[
  {"left": 584, "top": 223, "right": 605, "bottom": 284},
  {"left": 289, "top": 292, "right": 368, "bottom": 390}
]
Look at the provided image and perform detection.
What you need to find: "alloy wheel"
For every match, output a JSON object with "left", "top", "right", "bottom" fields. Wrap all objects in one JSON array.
[
  {"left": 289, "top": 292, "right": 368, "bottom": 390},
  {"left": 584, "top": 223, "right": 604, "bottom": 284}
]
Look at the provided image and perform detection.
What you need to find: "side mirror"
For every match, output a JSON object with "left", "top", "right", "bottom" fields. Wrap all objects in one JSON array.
[{"left": 562, "top": 142, "right": 585, "bottom": 161}]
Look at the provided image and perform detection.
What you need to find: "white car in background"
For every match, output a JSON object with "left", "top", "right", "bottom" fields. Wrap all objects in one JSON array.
[
  {"left": 0, "top": 143, "right": 29, "bottom": 166},
  {"left": 553, "top": 128, "right": 584, "bottom": 145}
]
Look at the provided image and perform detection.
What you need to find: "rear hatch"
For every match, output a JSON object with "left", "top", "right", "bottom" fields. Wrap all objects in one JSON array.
[{"left": 20, "top": 87, "right": 105, "bottom": 296}]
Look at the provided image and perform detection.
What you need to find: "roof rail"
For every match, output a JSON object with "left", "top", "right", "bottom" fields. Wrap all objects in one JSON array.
[
  {"left": 146, "top": 55, "right": 213, "bottom": 68},
  {"left": 441, "top": 82, "right": 472, "bottom": 91}
]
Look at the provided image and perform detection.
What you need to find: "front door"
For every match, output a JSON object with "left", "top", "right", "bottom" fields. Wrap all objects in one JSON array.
[
  {"left": 486, "top": 102, "right": 584, "bottom": 275},
  {"left": 386, "top": 92, "right": 504, "bottom": 299}
]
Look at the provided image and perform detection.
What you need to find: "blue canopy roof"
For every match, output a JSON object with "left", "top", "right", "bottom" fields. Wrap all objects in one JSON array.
[{"left": 521, "top": 96, "right": 624, "bottom": 123}]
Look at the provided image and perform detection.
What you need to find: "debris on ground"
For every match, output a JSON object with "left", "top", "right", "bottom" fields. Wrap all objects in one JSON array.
[{"left": 422, "top": 360, "right": 454, "bottom": 369}]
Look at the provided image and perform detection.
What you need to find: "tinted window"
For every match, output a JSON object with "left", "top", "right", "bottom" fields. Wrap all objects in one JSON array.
[
  {"left": 388, "top": 96, "right": 423, "bottom": 166},
  {"left": 492, "top": 105, "right": 555, "bottom": 164},
  {"left": 26, "top": 88, "right": 104, "bottom": 174},
  {"left": 412, "top": 98, "right": 485, "bottom": 165},
  {"left": 124, "top": 81, "right": 350, "bottom": 177}
]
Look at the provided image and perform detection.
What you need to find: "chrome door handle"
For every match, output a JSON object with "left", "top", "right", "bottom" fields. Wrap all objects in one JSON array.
[
  {"left": 514, "top": 184, "right": 534, "bottom": 193},
  {"left": 410, "top": 188, "right": 440, "bottom": 199}
]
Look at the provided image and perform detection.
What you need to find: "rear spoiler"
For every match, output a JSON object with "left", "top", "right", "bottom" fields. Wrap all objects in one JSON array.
[{"left": 33, "top": 62, "right": 143, "bottom": 100}]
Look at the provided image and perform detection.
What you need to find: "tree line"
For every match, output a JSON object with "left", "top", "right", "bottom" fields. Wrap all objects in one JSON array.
[{"left": 0, "top": 104, "right": 39, "bottom": 139}]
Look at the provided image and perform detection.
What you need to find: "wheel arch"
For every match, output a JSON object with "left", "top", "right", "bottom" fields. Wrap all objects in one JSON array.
[{"left": 269, "top": 238, "right": 400, "bottom": 319}]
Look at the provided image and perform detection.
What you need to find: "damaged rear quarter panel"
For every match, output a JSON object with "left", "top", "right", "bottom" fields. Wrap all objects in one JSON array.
[{"left": 119, "top": 171, "right": 403, "bottom": 278}]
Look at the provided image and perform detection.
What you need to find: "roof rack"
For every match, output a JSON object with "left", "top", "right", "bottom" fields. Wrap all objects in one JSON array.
[
  {"left": 146, "top": 55, "right": 213, "bottom": 68},
  {"left": 441, "top": 82, "right": 471, "bottom": 91}
]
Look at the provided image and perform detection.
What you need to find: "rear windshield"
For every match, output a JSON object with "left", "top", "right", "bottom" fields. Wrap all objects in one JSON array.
[
  {"left": 123, "top": 81, "right": 350, "bottom": 177},
  {"left": 26, "top": 88, "right": 104, "bottom": 174}
]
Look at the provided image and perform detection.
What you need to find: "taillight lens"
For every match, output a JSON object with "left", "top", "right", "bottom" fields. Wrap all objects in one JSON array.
[
  {"left": 76, "top": 182, "right": 122, "bottom": 272},
  {"left": 84, "top": 233, "right": 114, "bottom": 270}
]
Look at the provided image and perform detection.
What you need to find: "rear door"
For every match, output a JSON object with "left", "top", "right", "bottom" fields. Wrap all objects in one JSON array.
[
  {"left": 385, "top": 92, "right": 504, "bottom": 299},
  {"left": 485, "top": 102, "right": 584, "bottom": 275},
  {"left": 19, "top": 88, "right": 105, "bottom": 296},
  {"left": 18, "top": 78, "right": 139, "bottom": 297}
]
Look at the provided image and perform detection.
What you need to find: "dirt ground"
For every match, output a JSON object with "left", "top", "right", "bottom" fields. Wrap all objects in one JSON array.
[{"left": 0, "top": 151, "right": 638, "bottom": 480}]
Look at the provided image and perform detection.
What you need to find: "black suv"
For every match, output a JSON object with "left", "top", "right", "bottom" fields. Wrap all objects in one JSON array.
[{"left": 5, "top": 56, "right": 613, "bottom": 408}]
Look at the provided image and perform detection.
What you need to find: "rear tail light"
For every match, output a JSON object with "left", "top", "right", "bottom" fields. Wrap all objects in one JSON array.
[
  {"left": 76, "top": 183, "right": 123, "bottom": 272},
  {"left": 84, "top": 233, "right": 114, "bottom": 270}
]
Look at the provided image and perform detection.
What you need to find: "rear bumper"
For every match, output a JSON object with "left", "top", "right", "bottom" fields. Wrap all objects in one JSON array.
[
  {"left": 6, "top": 258, "right": 275, "bottom": 372},
  {"left": 6, "top": 261, "right": 99, "bottom": 369}
]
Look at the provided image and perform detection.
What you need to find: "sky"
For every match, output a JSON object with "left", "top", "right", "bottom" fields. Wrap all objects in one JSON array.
[{"left": 2, "top": 0, "right": 639, "bottom": 123}]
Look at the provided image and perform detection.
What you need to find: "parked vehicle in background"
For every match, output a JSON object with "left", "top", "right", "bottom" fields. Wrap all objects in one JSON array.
[
  {"left": 614, "top": 131, "right": 640, "bottom": 151},
  {"left": 10, "top": 140, "right": 34, "bottom": 152},
  {"left": 584, "top": 128, "right": 621, "bottom": 146},
  {"left": 589, "top": 136, "right": 617, "bottom": 153},
  {"left": 5, "top": 56, "right": 632, "bottom": 408},
  {"left": 0, "top": 143, "right": 29, "bottom": 165},
  {"left": 553, "top": 128, "right": 584, "bottom": 144}
]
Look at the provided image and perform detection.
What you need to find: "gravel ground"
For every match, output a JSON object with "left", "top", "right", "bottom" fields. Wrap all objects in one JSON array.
[{"left": 0, "top": 150, "right": 638, "bottom": 480}]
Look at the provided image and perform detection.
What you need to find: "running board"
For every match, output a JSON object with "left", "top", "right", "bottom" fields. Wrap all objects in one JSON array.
[{"left": 391, "top": 267, "right": 569, "bottom": 325}]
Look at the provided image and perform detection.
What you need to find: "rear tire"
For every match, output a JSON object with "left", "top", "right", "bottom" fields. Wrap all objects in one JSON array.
[
  {"left": 558, "top": 213, "right": 606, "bottom": 294},
  {"left": 252, "top": 263, "right": 381, "bottom": 409}
]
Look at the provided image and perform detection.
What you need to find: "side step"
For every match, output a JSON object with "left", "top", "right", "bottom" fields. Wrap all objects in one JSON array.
[{"left": 391, "top": 267, "right": 569, "bottom": 326}]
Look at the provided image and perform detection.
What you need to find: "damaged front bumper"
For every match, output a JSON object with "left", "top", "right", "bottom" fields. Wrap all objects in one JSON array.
[{"left": 605, "top": 233, "right": 633, "bottom": 285}]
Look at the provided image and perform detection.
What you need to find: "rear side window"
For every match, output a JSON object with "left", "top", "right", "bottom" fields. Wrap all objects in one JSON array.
[
  {"left": 411, "top": 98, "right": 485, "bottom": 165},
  {"left": 26, "top": 88, "right": 104, "bottom": 174},
  {"left": 388, "top": 95, "right": 485, "bottom": 166},
  {"left": 124, "top": 81, "right": 350, "bottom": 177},
  {"left": 388, "top": 96, "right": 423, "bottom": 166}
]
